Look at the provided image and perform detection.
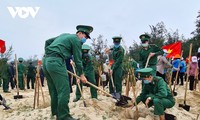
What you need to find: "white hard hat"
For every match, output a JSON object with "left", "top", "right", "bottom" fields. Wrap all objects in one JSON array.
[{"left": 192, "top": 56, "right": 197, "bottom": 63}]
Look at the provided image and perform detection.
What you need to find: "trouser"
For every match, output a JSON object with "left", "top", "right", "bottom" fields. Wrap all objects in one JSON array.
[
  {"left": 40, "top": 75, "right": 44, "bottom": 87},
  {"left": 103, "top": 72, "right": 109, "bottom": 87},
  {"left": 172, "top": 71, "right": 179, "bottom": 85},
  {"left": 9, "top": 76, "right": 15, "bottom": 89},
  {"left": 109, "top": 67, "right": 123, "bottom": 94},
  {"left": 156, "top": 71, "right": 165, "bottom": 82},
  {"left": 44, "top": 57, "right": 71, "bottom": 120},
  {"left": 189, "top": 76, "right": 195, "bottom": 90},
  {"left": 140, "top": 97, "right": 175, "bottom": 115},
  {"left": 179, "top": 72, "right": 185, "bottom": 85},
  {"left": 3, "top": 78, "right": 9, "bottom": 92},
  {"left": 18, "top": 74, "right": 24, "bottom": 90},
  {"left": 76, "top": 72, "right": 97, "bottom": 99},
  {"left": 67, "top": 71, "right": 73, "bottom": 93},
  {"left": 27, "top": 76, "right": 35, "bottom": 89}
]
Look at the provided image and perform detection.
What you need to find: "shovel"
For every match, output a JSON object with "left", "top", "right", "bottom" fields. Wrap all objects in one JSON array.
[
  {"left": 14, "top": 54, "right": 23, "bottom": 99},
  {"left": 67, "top": 70, "right": 132, "bottom": 104},
  {"left": 71, "top": 63, "right": 87, "bottom": 107},
  {"left": 110, "top": 73, "right": 121, "bottom": 99},
  {"left": 179, "top": 44, "right": 192, "bottom": 111}
]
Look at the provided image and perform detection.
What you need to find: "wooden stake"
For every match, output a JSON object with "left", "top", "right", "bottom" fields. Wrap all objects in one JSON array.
[{"left": 33, "top": 64, "right": 45, "bottom": 108}]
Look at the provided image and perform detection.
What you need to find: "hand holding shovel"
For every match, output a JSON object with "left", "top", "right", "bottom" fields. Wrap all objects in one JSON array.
[{"left": 71, "top": 63, "right": 87, "bottom": 107}]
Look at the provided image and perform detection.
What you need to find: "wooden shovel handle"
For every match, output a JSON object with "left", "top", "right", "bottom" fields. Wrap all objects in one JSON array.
[
  {"left": 67, "top": 70, "right": 113, "bottom": 98},
  {"left": 145, "top": 55, "right": 151, "bottom": 68},
  {"left": 184, "top": 44, "right": 192, "bottom": 102},
  {"left": 14, "top": 54, "right": 19, "bottom": 94}
]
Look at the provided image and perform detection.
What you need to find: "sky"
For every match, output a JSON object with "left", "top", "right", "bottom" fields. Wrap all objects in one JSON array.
[{"left": 0, "top": 0, "right": 200, "bottom": 60}]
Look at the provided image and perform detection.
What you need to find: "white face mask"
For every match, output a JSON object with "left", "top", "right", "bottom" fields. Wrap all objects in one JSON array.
[{"left": 142, "top": 43, "right": 149, "bottom": 47}]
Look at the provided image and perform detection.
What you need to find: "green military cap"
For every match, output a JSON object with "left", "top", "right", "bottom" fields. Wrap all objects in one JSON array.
[
  {"left": 76, "top": 25, "right": 93, "bottom": 39},
  {"left": 18, "top": 57, "right": 23, "bottom": 62},
  {"left": 139, "top": 34, "right": 150, "bottom": 41},
  {"left": 137, "top": 68, "right": 153, "bottom": 78},
  {"left": 112, "top": 36, "right": 122, "bottom": 43},
  {"left": 82, "top": 44, "right": 90, "bottom": 53}
]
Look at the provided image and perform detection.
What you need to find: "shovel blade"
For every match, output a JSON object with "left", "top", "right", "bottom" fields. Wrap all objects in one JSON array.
[
  {"left": 165, "top": 113, "right": 177, "bottom": 120},
  {"left": 111, "top": 92, "right": 121, "bottom": 100},
  {"left": 14, "top": 95, "right": 23, "bottom": 99},
  {"left": 179, "top": 104, "right": 190, "bottom": 111},
  {"left": 121, "top": 95, "right": 132, "bottom": 101},
  {"left": 173, "top": 91, "right": 177, "bottom": 96}
]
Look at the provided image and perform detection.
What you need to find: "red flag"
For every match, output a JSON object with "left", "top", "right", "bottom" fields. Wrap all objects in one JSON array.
[
  {"left": 0, "top": 39, "right": 6, "bottom": 53},
  {"left": 162, "top": 41, "right": 182, "bottom": 58}
]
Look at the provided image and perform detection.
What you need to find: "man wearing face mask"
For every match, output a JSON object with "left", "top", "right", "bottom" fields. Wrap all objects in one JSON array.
[
  {"left": 43, "top": 25, "right": 93, "bottom": 120},
  {"left": 109, "top": 36, "right": 124, "bottom": 98},
  {"left": 103, "top": 59, "right": 110, "bottom": 87},
  {"left": 73, "top": 44, "right": 97, "bottom": 102},
  {"left": 139, "top": 34, "right": 164, "bottom": 76},
  {"left": 135, "top": 68, "right": 175, "bottom": 120}
]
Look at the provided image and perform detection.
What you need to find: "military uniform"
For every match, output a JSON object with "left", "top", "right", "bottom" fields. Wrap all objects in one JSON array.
[
  {"left": 109, "top": 36, "right": 124, "bottom": 94},
  {"left": 136, "top": 68, "right": 175, "bottom": 116},
  {"left": 139, "top": 34, "right": 164, "bottom": 76},
  {"left": 43, "top": 25, "right": 93, "bottom": 120},
  {"left": 27, "top": 62, "right": 36, "bottom": 89},
  {"left": 74, "top": 44, "right": 97, "bottom": 101},
  {"left": 17, "top": 58, "right": 26, "bottom": 90},
  {"left": 0, "top": 58, "right": 11, "bottom": 92}
]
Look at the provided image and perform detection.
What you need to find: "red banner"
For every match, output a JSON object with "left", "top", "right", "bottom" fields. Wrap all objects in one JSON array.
[
  {"left": 0, "top": 39, "right": 6, "bottom": 53},
  {"left": 162, "top": 41, "right": 182, "bottom": 58}
]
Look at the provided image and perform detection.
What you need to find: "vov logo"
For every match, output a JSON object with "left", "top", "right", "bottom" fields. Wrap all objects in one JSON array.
[{"left": 7, "top": 7, "right": 40, "bottom": 19}]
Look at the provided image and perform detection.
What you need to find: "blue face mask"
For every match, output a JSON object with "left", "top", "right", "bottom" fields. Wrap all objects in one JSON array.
[
  {"left": 81, "top": 37, "right": 86, "bottom": 44},
  {"left": 96, "top": 55, "right": 100, "bottom": 60},
  {"left": 114, "top": 43, "right": 120, "bottom": 48},
  {"left": 163, "top": 53, "right": 167, "bottom": 57},
  {"left": 143, "top": 80, "right": 150, "bottom": 84}
]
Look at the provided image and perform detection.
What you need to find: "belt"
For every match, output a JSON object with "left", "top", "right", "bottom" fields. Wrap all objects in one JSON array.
[{"left": 45, "top": 53, "right": 63, "bottom": 59}]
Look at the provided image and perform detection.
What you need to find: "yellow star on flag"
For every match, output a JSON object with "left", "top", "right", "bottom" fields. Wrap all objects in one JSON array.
[{"left": 168, "top": 49, "right": 172, "bottom": 53}]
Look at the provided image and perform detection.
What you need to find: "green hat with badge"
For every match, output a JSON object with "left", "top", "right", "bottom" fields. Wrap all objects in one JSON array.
[
  {"left": 137, "top": 68, "right": 153, "bottom": 78},
  {"left": 82, "top": 44, "right": 90, "bottom": 53},
  {"left": 139, "top": 34, "right": 151, "bottom": 41},
  {"left": 76, "top": 25, "right": 93, "bottom": 39},
  {"left": 18, "top": 57, "right": 23, "bottom": 62},
  {"left": 112, "top": 36, "right": 122, "bottom": 43}
]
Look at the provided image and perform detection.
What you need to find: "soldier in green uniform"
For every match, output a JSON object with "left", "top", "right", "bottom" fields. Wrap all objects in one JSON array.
[
  {"left": 0, "top": 58, "right": 11, "bottom": 93},
  {"left": 109, "top": 36, "right": 125, "bottom": 96},
  {"left": 43, "top": 25, "right": 93, "bottom": 120},
  {"left": 27, "top": 61, "right": 36, "bottom": 89},
  {"left": 18, "top": 58, "right": 26, "bottom": 90},
  {"left": 139, "top": 34, "right": 164, "bottom": 76},
  {"left": 134, "top": 68, "right": 175, "bottom": 120},
  {"left": 73, "top": 44, "right": 97, "bottom": 102}
]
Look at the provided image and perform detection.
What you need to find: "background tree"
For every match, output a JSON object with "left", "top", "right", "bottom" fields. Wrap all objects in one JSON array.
[
  {"left": 0, "top": 45, "right": 14, "bottom": 60},
  {"left": 149, "top": 21, "right": 166, "bottom": 47},
  {"left": 91, "top": 35, "right": 108, "bottom": 55}
]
